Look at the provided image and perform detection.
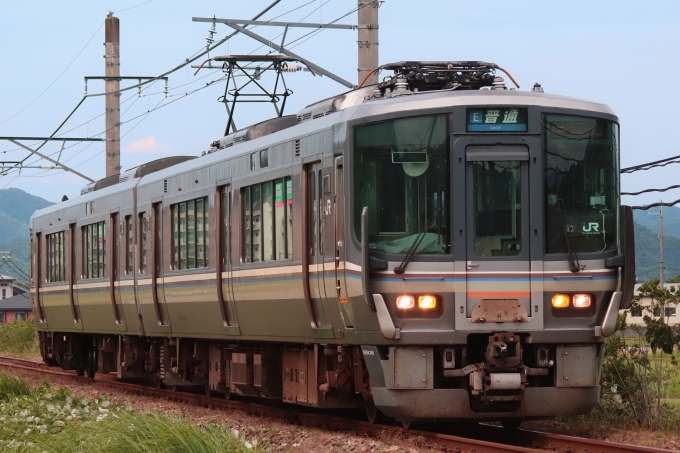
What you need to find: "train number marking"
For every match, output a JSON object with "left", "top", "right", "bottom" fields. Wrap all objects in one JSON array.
[{"left": 362, "top": 350, "right": 374, "bottom": 356}]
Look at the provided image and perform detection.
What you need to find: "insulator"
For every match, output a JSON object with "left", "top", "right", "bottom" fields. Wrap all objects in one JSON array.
[
  {"left": 283, "top": 63, "right": 301, "bottom": 73},
  {"left": 164, "top": 80, "right": 168, "bottom": 98},
  {"left": 41, "top": 165, "right": 53, "bottom": 170}
]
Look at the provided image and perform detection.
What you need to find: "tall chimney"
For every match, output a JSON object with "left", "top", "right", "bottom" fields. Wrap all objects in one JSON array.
[
  {"left": 105, "top": 13, "right": 121, "bottom": 177},
  {"left": 357, "top": 1, "right": 379, "bottom": 86}
]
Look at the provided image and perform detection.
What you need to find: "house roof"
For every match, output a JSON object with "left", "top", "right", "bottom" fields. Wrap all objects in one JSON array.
[
  {"left": 0, "top": 293, "right": 30, "bottom": 311},
  {"left": 0, "top": 275, "right": 15, "bottom": 282}
]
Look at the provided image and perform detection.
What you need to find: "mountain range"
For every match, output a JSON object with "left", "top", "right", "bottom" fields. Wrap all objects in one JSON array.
[{"left": 0, "top": 188, "right": 676, "bottom": 284}]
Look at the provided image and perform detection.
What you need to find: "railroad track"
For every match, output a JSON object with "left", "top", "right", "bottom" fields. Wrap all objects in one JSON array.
[{"left": 0, "top": 355, "right": 672, "bottom": 453}]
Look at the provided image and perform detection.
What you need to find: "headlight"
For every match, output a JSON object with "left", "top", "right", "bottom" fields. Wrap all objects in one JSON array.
[
  {"left": 396, "top": 295, "right": 415, "bottom": 309},
  {"left": 418, "top": 295, "right": 437, "bottom": 309},
  {"left": 552, "top": 294, "right": 570, "bottom": 308},
  {"left": 573, "top": 294, "right": 592, "bottom": 308}
]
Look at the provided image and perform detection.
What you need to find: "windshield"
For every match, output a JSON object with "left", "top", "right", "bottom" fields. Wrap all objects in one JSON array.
[
  {"left": 544, "top": 114, "right": 619, "bottom": 254},
  {"left": 354, "top": 114, "right": 450, "bottom": 254}
]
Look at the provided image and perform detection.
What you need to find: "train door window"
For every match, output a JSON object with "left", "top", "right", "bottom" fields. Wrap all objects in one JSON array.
[
  {"left": 275, "top": 179, "right": 286, "bottom": 259},
  {"left": 125, "top": 216, "right": 133, "bottom": 274},
  {"left": 179, "top": 202, "right": 187, "bottom": 269},
  {"left": 46, "top": 231, "right": 65, "bottom": 282},
  {"left": 250, "top": 153, "right": 257, "bottom": 171},
  {"left": 262, "top": 181, "right": 274, "bottom": 261},
  {"left": 221, "top": 190, "right": 232, "bottom": 267},
  {"left": 323, "top": 174, "right": 330, "bottom": 194},
  {"left": 139, "top": 213, "right": 148, "bottom": 274},
  {"left": 318, "top": 169, "right": 324, "bottom": 254},
  {"left": 81, "top": 221, "right": 106, "bottom": 279},
  {"left": 187, "top": 200, "right": 196, "bottom": 268},
  {"left": 286, "top": 177, "right": 293, "bottom": 258},
  {"left": 260, "top": 149, "right": 269, "bottom": 168},
  {"left": 472, "top": 160, "right": 522, "bottom": 257},
  {"left": 197, "top": 198, "right": 205, "bottom": 267},
  {"left": 307, "top": 171, "right": 317, "bottom": 257},
  {"left": 243, "top": 187, "right": 252, "bottom": 263},
  {"left": 252, "top": 184, "right": 262, "bottom": 262}
]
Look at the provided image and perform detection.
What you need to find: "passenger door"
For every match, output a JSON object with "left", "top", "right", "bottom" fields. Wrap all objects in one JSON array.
[
  {"left": 151, "top": 203, "right": 170, "bottom": 330},
  {"left": 109, "top": 212, "right": 126, "bottom": 328},
  {"left": 334, "top": 155, "right": 354, "bottom": 327},
  {"left": 219, "top": 185, "right": 239, "bottom": 332},
  {"left": 304, "top": 161, "right": 329, "bottom": 330},
  {"left": 459, "top": 144, "right": 534, "bottom": 329}
]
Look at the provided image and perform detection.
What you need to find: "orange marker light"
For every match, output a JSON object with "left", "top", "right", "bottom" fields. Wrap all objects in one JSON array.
[
  {"left": 418, "top": 295, "right": 437, "bottom": 309},
  {"left": 552, "top": 294, "right": 570, "bottom": 308},
  {"left": 573, "top": 294, "right": 592, "bottom": 308},
  {"left": 396, "top": 295, "right": 415, "bottom": 309}
]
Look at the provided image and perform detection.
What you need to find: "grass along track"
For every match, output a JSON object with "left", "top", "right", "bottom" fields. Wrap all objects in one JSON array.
[{"left": 0, "top": 355, "right": 672, "bottom": 453}]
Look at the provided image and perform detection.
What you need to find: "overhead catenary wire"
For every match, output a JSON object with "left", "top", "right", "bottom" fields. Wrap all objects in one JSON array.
[
  {"left": 3, "top": 0, "right": 353, "bottom": 182},
  {"left": 0, "top": 20, "right": 105, "bottom": 126}
]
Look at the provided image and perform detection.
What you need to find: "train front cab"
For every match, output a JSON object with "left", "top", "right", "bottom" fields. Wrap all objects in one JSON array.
[{"left": 349, "top": 102, "right": 635, "bottom": 422}]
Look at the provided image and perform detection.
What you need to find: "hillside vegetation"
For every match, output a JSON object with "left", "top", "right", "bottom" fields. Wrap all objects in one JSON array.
[{"left": 0, "top": 189, "right": 52, "bottom": 283}]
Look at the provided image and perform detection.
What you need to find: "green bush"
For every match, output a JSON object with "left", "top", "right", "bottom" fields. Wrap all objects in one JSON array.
[{"left": 0, "top": 319, "right": 39, "bottom": 355}]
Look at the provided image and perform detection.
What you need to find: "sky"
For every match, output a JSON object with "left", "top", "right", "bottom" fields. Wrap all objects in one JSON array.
[{"left": 0, "top": 0, "right": 678, "bottom": 205}]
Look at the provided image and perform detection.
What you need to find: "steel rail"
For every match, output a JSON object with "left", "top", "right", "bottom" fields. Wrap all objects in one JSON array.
[{"left": 0, "top": 355, "right": 669, "bottom": 453}]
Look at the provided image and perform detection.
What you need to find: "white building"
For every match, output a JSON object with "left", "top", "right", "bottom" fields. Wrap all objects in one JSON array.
[
  {"left": 0, "top": 275, "right": 15, "bottom": 300},
  {"left": 625, "top": 282, "right": 679, "bottom": 327}
]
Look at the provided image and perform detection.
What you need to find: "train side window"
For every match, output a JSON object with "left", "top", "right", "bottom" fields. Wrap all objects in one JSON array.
[
  {"left": 81, "top": 221, "right": 106, "bottom": 279},
  {"left": 243, "top": 177, "right": 293, "bottom": 263},
  {"left": 250, "top": 153, "right": 257, "bottom": 171},
  {"left": 275, "top": 180, "right": 285, "bottom": 259},
  {"left": 125, "top": 216, "right": 133, "bottom": 275},
  {"left": 170, "top": 196, "right": 209, "bottom": 270},
  {"left": 46, "top": 231, "right": 66, "bottom": 282},
  {"left": 139, "top": 212, "right": 148, "bottom": 274},
  {"left": 260, "top": 149, "right": 269, "bottom": 168}
]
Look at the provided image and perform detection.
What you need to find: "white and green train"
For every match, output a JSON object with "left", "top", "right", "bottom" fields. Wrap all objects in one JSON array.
[{"left": 30, "top": 61, "right": 635, "bottom": 427}]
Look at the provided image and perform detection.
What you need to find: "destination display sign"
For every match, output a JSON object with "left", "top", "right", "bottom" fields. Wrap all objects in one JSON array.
[{"left": 467, "top": 108, "right": 528, "bottom": 132}]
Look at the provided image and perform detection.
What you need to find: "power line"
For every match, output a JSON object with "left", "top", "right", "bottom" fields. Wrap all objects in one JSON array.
[
  {"left": 621, "top": 153, "right": 680, "bottom": 174},
  {"left": 0, "top": 21, "right": 105, "bottom": 126}
]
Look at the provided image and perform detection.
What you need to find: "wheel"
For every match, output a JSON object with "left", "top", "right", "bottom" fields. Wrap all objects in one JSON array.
[
  {"left": 154, "top": 378, "right": 165, "bottom": 389},
  {"left": 501, "top": 419, "right": 522, "bottom": 430},
  {"left": 85, "top": 346, "right": 97, "bottom": 379},
  {"left": 365, "top": 394, "right": 384, "bottom": 424},
  {"left": 204, "top": 383, "right": 213, "bottom": 397},
  {"left": 75, "top": 363, "right": 85, "bottom": 377}
]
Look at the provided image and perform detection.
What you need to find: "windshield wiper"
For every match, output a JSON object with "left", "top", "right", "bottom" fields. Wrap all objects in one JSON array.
[
  {"left": 557, "top": 199, "right": 581, "bottom": 273},
  {"left": 394, "top": 208, "right": 440, "bottom": 274}
]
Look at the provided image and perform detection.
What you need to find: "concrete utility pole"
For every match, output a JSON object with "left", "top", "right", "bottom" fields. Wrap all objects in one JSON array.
[
  {"left": 357, "top": 1, "right": 379, "bottom": 86},
  {"left": 660, "top": 204, "right": 665, "bottom": 288},
  {"left": 105, "top": 13, "right": 121, "bottom": 177}
]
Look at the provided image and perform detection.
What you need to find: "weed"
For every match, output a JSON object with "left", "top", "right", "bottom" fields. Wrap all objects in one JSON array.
[{"left": 0, "top": 319, "right": 39, "bottom": 355}]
